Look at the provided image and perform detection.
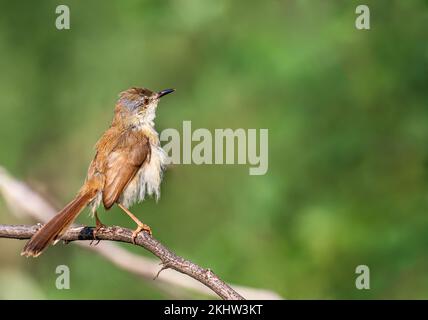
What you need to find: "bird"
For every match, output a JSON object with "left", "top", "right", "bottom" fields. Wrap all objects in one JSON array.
[{"left": 21, "top": 87, "right": 175, "bottom": 257}]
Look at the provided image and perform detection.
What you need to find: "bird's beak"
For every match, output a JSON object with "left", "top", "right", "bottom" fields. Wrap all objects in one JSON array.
[{"left": 158, "top": 88, "right": 175, "bottom": 98}]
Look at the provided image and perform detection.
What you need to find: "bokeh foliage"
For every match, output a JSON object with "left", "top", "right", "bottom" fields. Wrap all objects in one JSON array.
[{"left": 0, "top": 0, "right": 428, "bottom": 299}]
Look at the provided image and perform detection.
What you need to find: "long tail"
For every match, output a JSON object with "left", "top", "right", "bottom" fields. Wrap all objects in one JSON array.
[{"left": 21, "top": 190, "right": 95, "bottom": 257}]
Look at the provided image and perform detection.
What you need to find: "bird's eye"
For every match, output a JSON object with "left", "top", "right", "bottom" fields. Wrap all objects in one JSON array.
[{"left": 141, "top": 97, "right": 148, "bottom": 105}]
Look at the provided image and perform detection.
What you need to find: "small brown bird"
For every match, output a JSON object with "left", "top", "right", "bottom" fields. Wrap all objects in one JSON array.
[{"left": 21, "top": 87, "right": 174, "bottom": 257}]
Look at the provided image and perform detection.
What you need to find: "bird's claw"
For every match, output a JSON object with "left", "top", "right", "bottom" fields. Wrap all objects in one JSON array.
[{"left": 132, "top": 223, "right": 152, "bottom": 244}]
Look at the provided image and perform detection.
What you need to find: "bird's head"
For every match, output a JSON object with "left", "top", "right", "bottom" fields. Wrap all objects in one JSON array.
[{"left": 115, "top": 87, "right": 175, "bottom": 126}]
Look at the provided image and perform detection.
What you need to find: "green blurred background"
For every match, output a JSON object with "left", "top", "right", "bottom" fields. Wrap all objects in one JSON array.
[{"left": 1, "top": 0, "right": 428, "bottom": 299}]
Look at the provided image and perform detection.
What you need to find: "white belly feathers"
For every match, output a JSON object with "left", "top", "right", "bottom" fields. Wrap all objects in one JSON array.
[{"left": 119, "top": 143, "right": 167, "bottom": 208}]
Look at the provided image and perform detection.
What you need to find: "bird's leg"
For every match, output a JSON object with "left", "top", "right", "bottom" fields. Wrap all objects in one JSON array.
[
  {"left": 117, "top": 203, "right": 152, "bottom": 244},
  {"left": 90, "top": 210, "right": 106, "bottom": 246}
]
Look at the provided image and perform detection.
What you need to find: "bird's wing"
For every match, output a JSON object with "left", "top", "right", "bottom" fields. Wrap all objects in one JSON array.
[{"left": 102, "top": 130, "right": 150, "bottom": 209}]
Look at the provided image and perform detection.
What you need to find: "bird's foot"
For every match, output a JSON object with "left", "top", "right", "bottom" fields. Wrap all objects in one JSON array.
[
  {"left": 90, "top": 220, "right": 107, "bottom": 246},
  {"left": 131, "top": 223, "right": 152, "bottom": 244}
]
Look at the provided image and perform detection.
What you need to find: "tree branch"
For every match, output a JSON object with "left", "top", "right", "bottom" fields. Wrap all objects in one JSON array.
[
  {"left": 0, "top": 223, "right": 244, "bottom": 300},
  {"left": 0, "top": 166, "right": 282, "bottom": 300}
]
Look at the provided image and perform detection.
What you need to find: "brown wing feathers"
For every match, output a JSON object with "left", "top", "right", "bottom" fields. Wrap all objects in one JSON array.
[{"left": 102, "top": 131, "right": 150, "bottom": 209}]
